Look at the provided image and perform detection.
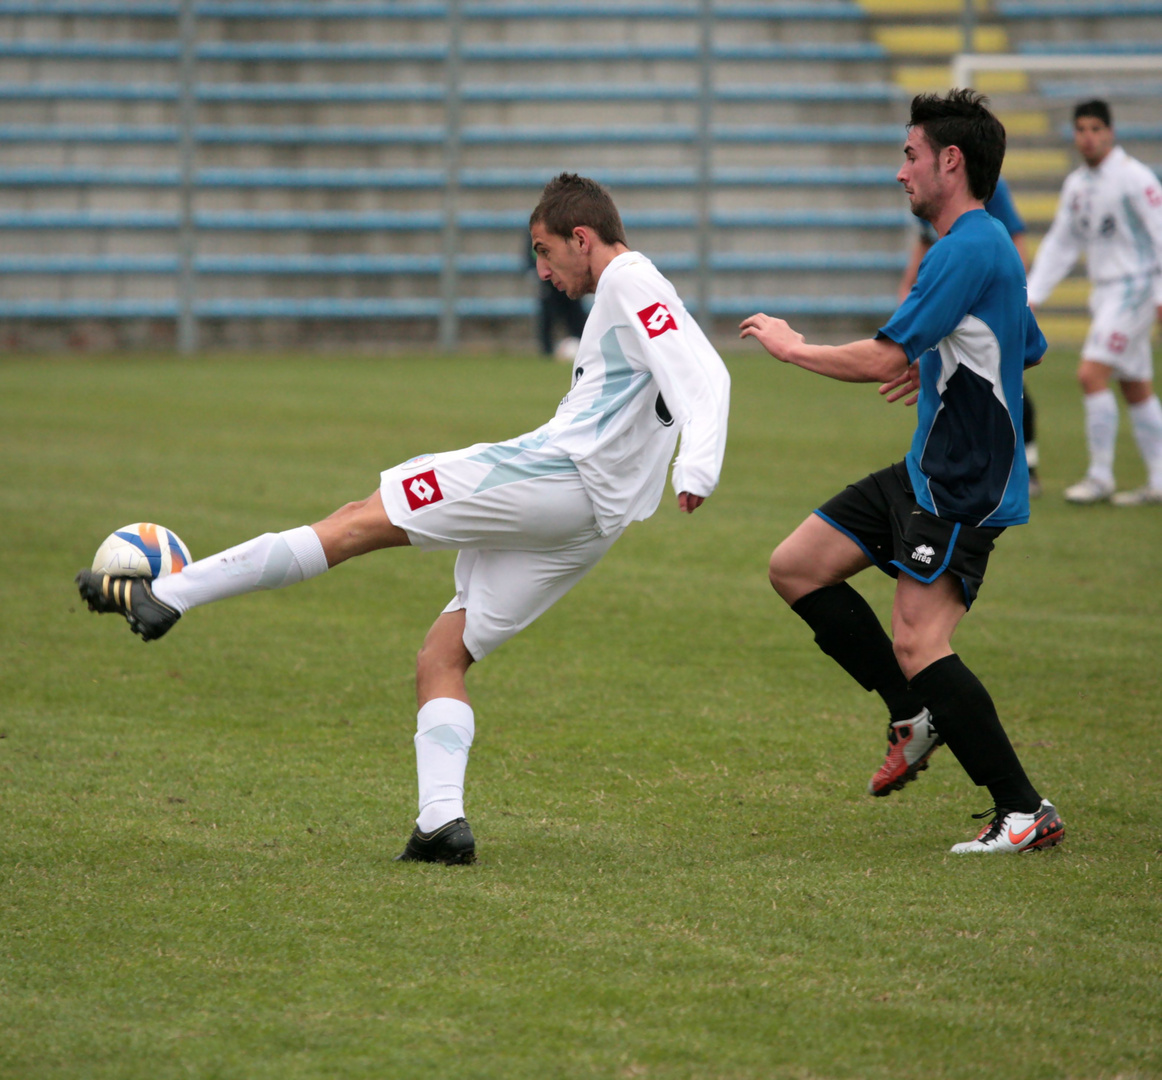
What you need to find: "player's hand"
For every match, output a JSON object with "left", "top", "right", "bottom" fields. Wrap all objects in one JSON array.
[
  {"left": 739, "top": 312, "right": 803, "bottom": 363},
  {"left": 678, "top": 492, "right": 704, "bottom": 514},
  {"left": 879, "top": 364, "right": 920, "bottom": 407}
]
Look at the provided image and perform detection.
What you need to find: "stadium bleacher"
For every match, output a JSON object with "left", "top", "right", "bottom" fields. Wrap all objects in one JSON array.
[{"left": 0, "top": 0, "right": 1158, "bottom": 350}]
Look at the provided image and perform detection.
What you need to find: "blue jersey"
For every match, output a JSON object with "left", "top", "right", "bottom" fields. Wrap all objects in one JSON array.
[
  {"left": 919, "top": 176, "right": 1026, "bottom": 244},
  {"left": 879, "top": 209, "right": 1047, "bottom": 527}
]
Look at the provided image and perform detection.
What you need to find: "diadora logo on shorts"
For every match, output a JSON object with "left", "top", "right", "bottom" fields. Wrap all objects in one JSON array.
[
  {"left": 637, "top": 302, "right": 678, "bottom": 339},
  {"left": 911, "top": 544, "right": 935, "bottom": 565},
  {"left": 403, "top": 468, "right": 444, "bottom": 511}
]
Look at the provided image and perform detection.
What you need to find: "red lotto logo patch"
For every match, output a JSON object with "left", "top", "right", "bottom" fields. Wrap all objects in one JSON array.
[
  {"left": 1147, "top": 186, "right": 1162, "bottom": 208},
  {"left": 403, "top": 469, "right": 444, "bottom": 510},
  {"left": 637, "top": 302, "right": 678, "bottom": 339},
  {"left": 1108, "top": 332, "right": 1129, "bottom": 355}
]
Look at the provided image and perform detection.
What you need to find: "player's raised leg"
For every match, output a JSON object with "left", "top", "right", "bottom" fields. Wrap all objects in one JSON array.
[{"left": 75, "top": 490, "right": 409, "bottom": 641}]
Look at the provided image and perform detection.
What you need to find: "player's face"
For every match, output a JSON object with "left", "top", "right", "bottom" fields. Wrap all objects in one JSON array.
[
  {"left": 530, "top": 223, "right": 595, "bottom": 301},
  {"left": 1074, "top": 116, "right": 1114, "bottom": 167},
  {"left": 897, "top": 126, "right": 947, "bottom": 223}
]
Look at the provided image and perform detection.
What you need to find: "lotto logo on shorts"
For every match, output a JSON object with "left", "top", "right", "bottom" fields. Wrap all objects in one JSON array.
[
  {"left": 637, "top": 302, "right": 678, "bottom": 338},
  {"left": 1109, "top": 332, "right": 1129, "bottom": 355},
  {"left": 403, "top": 469, "right": 444, "bottom": 510}
]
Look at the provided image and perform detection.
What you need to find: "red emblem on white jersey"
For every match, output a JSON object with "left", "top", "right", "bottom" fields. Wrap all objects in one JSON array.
[
  {"left": 637, "top": 302, "right": 678, "bottom": 339},
  {"left": 403, "top": 468, "right": 444, "bottom": 511}
]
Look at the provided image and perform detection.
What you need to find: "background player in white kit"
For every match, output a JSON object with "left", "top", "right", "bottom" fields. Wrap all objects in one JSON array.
[
  {"left": 77, "top": 173, "right": 731, "bottom": 865},
  {"left": 1026, "top": 99, "right": 1162, "bottom": 506}
]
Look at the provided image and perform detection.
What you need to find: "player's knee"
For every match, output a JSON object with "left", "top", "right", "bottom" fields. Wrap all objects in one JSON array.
[
  {"left": 1078, "top": 363, "right": 1109, "bottom": 395},
  {"left": 1121, "top": 379, "right": 1152, "bottom": 406},
  {"left": 334, "top": 495, "right": 375, "bottom": 521},
  {"left": 319, "top": 492, "right": 407, "bottom": 559},
  {"left": 891, "top": 627, "right": 946, "bottom": 681},
  {"left": 891, "top": 633, "right": 929, "bottom": 681},
  {"left": 415, "top": 639, "right": 471, "bottom": 687},
  {"left": 768, "top": 542, "right": 807, "bottom": 600},
  {"left": 415, "top": 642, "right": 442, "bottom": 686},
  {"left": 318, "top": 498, "right": 370, "bottom": 534}
]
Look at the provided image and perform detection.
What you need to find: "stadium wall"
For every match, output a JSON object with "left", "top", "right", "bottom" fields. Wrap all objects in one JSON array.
[{"left": 0, "top": 0, "right": 1158, "bottom": 352}]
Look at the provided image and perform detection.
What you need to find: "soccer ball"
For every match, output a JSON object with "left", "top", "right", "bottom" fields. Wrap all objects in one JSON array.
[{"left": 91, "top": 523, "right": 192, "bottom": 580}]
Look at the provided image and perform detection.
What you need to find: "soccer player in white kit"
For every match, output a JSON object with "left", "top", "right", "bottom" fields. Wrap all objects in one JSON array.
[
  {"left": 76, "top": 173, "right": 731, "bottom": 865},
  {"left": 1026, "top": 99, "right": 1162, "bottom": 505}
]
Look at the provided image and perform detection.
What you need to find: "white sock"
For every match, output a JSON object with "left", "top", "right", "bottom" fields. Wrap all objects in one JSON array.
[
  {"left": 1025, "top": 441, "right": 1039, "bottom": 470},
  {"left": 414, "top": 697, "right": 474, "bottom": 833},
  {"left": 1128, "top": 395, "right": 1162, "bottom": 490},
  {"left": 1083, "top": 389, "right": 1118, "bottom": 485},
  {"left": 151, "top": 525, "right": 329, "bottom": 614}
]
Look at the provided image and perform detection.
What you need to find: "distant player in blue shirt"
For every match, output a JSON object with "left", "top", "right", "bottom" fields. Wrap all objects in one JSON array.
[
  {"left": 741, "top": 90, "right": 1063, "bottom": 855},
  {"left": 899, "top": 175, "right": 1042, "bottom": 497}
]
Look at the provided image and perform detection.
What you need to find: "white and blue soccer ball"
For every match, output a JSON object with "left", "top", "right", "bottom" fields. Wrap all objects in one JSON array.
[{"left": 91, "top": 523, "right": 192, "bottom": 579}]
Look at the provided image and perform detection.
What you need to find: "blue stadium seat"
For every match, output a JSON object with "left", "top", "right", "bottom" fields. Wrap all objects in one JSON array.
[
  {"left": 0, "top": 208, "right": 913, "bottom": 232},
  {"left": 0, "top": 39, "right": 889, "bottom": 63},
  {"left": 999, "top": 2, "right": 1162, "bottom": 17},
  {"left": 1019, "top": 41, "right": 1162, "bottom": 54},
  {"left": 0, "top": 0, "right": 868, "bottom": 16},
  {"left": 0, "top": 165, "right": 903, "bottom": 190}
]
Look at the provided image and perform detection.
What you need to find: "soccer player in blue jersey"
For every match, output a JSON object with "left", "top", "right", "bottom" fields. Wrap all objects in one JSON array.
[{"left": 741, "top": 89, "right": 1064, "bottom": 854}]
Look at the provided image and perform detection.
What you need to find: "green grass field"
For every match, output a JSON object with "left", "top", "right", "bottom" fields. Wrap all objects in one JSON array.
[{"left": 2, "top": 346, "right": 1159, "bottom": 1080}]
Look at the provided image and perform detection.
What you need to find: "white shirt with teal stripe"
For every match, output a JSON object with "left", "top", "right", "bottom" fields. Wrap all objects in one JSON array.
[
  {"left": 1027, "top": 145, "right": 1162, "bottom": 306},
  {"left": 481, "top": 251, "right": 730, "bottom": 536}
]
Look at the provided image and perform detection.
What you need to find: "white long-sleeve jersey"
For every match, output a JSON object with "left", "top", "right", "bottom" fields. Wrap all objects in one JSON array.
[
  {"left": 512, "top": 251, "right": 730, "bottom": 535},
  {"left": 1027, "top": 145, "right": 1162, "bottom": 306}
]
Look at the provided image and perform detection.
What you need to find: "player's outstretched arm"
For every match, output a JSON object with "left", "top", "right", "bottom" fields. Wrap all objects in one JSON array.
[{"left": 740, "top": 313, "right": 909, "bottom": 386}]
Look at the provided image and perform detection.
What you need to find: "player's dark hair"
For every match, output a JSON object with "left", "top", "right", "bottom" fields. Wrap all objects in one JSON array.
[
  {"left": 1074, "top": 99, "right": 1112, "bottom": 127},
  {"left": 529, "top": 172, "right": 628, "bottom": 246},
  {"left": 909, "top": 88, "right": 1006, "bottom": 202}
]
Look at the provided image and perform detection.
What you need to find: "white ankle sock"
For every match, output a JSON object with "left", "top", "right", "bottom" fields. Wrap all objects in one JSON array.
[
  {"left": 1083, "top": 389, "right": 1118, "bottom": 485},
  {"left": 151, "top": 525, "right": 329, "bottom": 614},
  {"left": 1128, "top": 395, "right": 1162, "bottom": 489},
  {"left": 414, "top": 698, "right": 474, "bottom": 833}
]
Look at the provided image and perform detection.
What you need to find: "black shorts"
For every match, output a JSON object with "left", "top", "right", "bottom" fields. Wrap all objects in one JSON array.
[{"left": 814, "top": 461, "right": 1004, "bottom": 608}]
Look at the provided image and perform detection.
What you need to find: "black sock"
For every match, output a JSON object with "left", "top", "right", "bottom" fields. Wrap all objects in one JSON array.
[
  {"left": 909, "top": 654, "right": 1040, "bottom": 812},
  {"left": 790, "top": 583, "right": 919, "bottom": 722}
]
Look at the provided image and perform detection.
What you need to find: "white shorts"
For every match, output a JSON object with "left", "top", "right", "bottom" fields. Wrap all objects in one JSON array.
[
  {"left": 380, "top": 445, "right": 620, "bottom": 660},
  {"left": 1083, "top": 277, "right": 1157, "bottom": 380}
]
